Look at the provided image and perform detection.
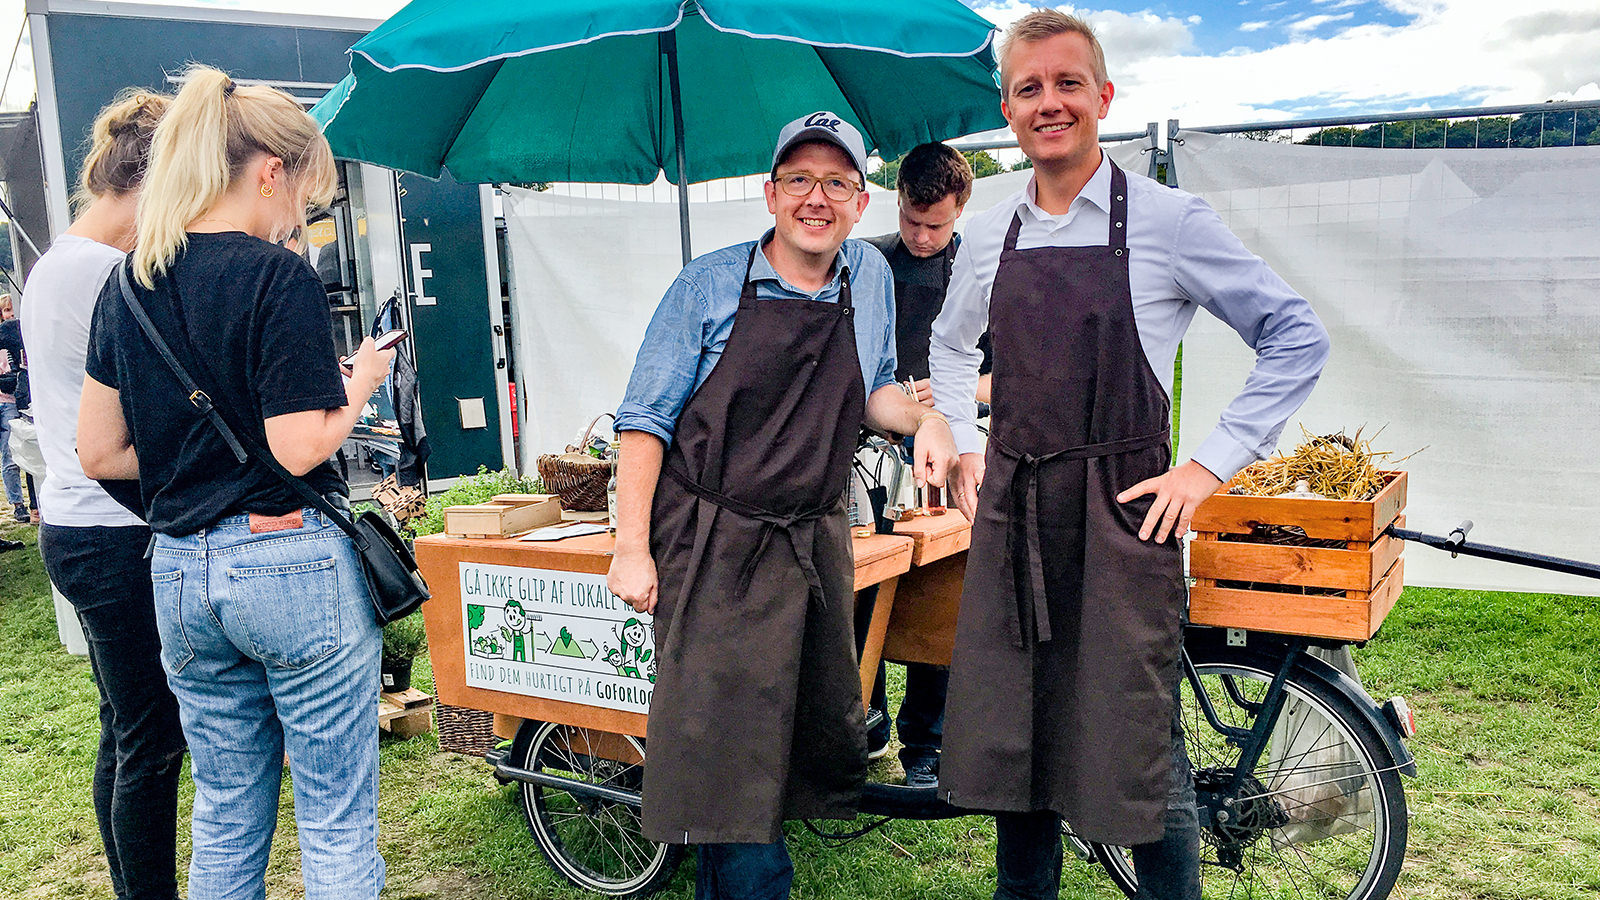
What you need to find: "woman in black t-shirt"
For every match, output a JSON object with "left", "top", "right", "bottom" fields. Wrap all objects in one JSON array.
[{"left": 78, "top": 66, "right": 395, "bottom": 900}]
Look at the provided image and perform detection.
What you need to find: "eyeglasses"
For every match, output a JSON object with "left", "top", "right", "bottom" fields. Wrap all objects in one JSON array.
[{"left": 774, "top": 173, "right": 864, "bottom": 202}]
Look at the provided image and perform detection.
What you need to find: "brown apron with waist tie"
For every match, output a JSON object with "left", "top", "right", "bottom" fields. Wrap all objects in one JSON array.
[
  {"left": 939, "top": 163, "right": 1188, "bottom": 847},
  {"left": 641, "top": 244, "right": 869, "bottom": 845}
]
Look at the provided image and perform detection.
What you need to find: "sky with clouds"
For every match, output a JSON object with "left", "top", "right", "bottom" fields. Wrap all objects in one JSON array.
[{"left": 0, "top": 0, "right": 1596, "bottom": 133}]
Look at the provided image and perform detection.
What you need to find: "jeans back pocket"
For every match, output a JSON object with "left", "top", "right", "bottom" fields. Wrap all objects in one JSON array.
[
  {"left": 225, "top": 556, "right": 342, "bottom": 669},
  {"left": 150, "top": 569, "right": 195, "bottom": 675}
]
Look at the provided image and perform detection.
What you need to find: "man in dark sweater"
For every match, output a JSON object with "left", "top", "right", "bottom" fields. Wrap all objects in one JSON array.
[{"left": 860, "top": 143, "right": 987, "bottom": 787}]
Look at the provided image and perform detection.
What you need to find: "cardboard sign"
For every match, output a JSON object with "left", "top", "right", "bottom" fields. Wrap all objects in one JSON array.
[{"left": 459, "top": 562, "right": 655, "bottom": 714}]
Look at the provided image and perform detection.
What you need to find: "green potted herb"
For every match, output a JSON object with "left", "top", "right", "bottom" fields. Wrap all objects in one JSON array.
[{"left": 380, "top": 611, "right": 428, "bottom": 692}]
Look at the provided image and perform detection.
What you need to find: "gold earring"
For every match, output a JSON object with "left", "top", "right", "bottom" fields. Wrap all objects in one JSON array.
[{"left": 260, "top": 183, "right": 274, "bottom": 198}]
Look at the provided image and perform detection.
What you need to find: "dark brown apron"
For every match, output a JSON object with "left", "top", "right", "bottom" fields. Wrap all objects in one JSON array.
[
  {"left": 939, "top": 163, "right": 1188, "bottom": 847},
  {"left": 641, "top": 244, "right": 869, "bottom": 845}
]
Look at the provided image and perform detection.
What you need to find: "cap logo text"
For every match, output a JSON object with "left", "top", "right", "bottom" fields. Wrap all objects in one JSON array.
[{"left": 804, "top": 113, "right": 842, "bottom": 132}]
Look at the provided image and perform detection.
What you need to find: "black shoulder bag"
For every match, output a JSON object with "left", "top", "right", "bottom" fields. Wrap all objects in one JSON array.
[{"left": 116, "top": 263, "right": 429, "bottom": 624}]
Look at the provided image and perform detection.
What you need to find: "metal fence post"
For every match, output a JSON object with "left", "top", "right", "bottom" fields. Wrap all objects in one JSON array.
[{"left": 1166, "top": 119, "right": 1182, "bottom": 188}]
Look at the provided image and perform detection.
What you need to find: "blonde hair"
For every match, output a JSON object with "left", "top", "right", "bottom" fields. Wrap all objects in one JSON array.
[
  {"left": 998, "top": 10, "right": 1108, "bottom": 92},
  {"left": 133, "top": 65, "right": 336, "bottom": 288},
  {"left": 73, "top": 89, "right": 170, "bottom": 214}
]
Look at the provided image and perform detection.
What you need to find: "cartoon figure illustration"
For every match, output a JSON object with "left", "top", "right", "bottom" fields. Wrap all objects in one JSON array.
[
  {"left": 500, "top": 600, "right": 534, "bottom": 662},
  {"left": 603, "top": 618, "right": 653, "bottom": 679}
]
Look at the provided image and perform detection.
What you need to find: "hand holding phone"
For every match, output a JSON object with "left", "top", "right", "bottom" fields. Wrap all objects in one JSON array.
[{"left": 343, "top": 329, "right": 406, "bottom": 366}]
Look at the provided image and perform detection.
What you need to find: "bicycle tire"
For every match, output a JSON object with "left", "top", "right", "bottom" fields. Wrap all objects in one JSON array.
[
  {"left": 1091, "top": 646, "right": 1408, "bottom": 900},
  {"left": 517, "top": 720, "right": 682, "bottom": 898}
]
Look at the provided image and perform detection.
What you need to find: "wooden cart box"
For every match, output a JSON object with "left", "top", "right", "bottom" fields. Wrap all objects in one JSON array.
[
  {"left": 1188, "top": 471, "right": 1407, "bottom": 641},
  {"left": 414, "top": 530, "right": 914, "bottom": 743}
]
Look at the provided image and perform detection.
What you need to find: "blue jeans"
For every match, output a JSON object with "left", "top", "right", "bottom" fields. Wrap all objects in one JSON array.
[
  {"left": 151, "top": 505, "right": 385, "bottom": 900},
  {"left": 995, "top": 684, "right": 1199, "bottom": 900},
  {"left": 695, "top": 841, "right": 793, "bottom": 900},
  {"left": 0, "top": 400, "right": 21, "bottom": 506}
]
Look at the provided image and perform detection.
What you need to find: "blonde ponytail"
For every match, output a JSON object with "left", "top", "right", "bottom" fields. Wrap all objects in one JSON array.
[
  {"left": 133, "top": 65, "right": 336, "bottom": 289},
  {"left": 72, "top": 88, "right": 170, "bottom": 214}
]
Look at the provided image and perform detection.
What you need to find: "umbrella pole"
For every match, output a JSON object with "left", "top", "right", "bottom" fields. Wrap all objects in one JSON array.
[{"left": 663, "top": 31, "right": 692, "bottom": 265}]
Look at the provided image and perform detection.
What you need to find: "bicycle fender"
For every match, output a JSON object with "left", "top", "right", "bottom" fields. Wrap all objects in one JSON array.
[{"left": 1289, "top": 652, "right": 1417, "bottom": 777}]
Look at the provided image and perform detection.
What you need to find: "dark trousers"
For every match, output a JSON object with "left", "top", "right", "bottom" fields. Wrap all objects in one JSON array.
[
  {"left": 854, "top": 584, "right": 949, "bottom": 767},
  {"left": 40, "top": 524, "right": 186, "bottom": 900},
  {"left": 995, "top": 687, "right": 1199, "bottom": 900},
  {"left": 695, "top": 841, "right": 793, "bottom": 900}
]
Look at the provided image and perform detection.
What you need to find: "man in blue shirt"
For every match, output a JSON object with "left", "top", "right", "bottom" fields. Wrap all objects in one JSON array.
[{"left": 608, "top": 112, "right": 957, "bottom": 900}]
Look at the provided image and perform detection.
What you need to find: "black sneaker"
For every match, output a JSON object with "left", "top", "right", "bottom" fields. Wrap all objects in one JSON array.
[
  {"left": 0, "top": 537, "right": 22, "bottom": 554},
  {"left": 12, "top": 505, "right": 26, "bottom": 523},
  {"left": 903, "top": 758, "right": 939, "bottom": 789},
  {"left": 865, "top": 708, "right": 889, "bottom": 760}
]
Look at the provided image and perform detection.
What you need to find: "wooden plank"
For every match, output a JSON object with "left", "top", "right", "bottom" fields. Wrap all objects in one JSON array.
[
  {"left": 1189, "top": 585, "right": 1377, "bottom": 641},
  {"left": 1189, "top": 535, "right": 1402, "bottom": 591},
  {"left": 1366, "top": 558, "right": 1405, "bottom": 638},
  {"left": 882, "top": 552, "right": 966, "bottom": 667},
  {"left": 857, "top": 576, "right": 899, "bottom": 711},
  {"left": 1191, "top": 471, "right": 1407, "bottom": 542},
  {"left": 851, "top": 533, "right": 915, "bottom": 592},
  {"left": 892, "top": 510, "right": 971, "bottom": 565}
]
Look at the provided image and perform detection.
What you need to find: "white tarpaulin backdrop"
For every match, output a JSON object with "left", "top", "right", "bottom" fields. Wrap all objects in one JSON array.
[
  {"left": 502, "top": 141, "right": 1150, "bottom": 472},
  {"left": 1173, "top": 132, "right": 1600, "bottom": 595}
]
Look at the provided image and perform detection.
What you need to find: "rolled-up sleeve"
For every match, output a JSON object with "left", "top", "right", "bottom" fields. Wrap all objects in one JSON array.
[
  {"left": 615, "top": 275, "right": 710, "bottom": 444},
  {"left": 929, "top": 238, "right": 991, "bottom": 455},
  {"left": 1174, "top": 196, "right": 1332, "bottom": 481}
]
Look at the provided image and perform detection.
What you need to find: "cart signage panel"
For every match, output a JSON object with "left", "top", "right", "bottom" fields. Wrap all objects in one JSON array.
[{"left": 458, "top": 562, "right": 654, "bottom": 714}]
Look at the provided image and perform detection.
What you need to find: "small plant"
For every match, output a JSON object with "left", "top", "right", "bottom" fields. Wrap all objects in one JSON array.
[
  {"left": 381, "top": 611, "right": 428, "bottom": 664},
  {"left": 406, "top": 466, "right": 543, "bottom": 538}
]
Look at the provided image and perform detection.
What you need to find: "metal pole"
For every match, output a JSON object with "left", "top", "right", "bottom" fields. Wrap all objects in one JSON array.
[
  {"left": 0, "top": 191, "right": 42, "bottom": 258},
  {"left": 662, "top": 30, "right": 692, "bottom": 266}
]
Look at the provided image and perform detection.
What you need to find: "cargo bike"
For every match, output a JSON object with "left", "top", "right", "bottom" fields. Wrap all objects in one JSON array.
[{"left": 411, "top": 463, "right": 1600, "bottom": 900}]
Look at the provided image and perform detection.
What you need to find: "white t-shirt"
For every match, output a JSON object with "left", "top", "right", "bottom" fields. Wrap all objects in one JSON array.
[{"left": 20, "top": 234, "right": 144, "bottom": 527}]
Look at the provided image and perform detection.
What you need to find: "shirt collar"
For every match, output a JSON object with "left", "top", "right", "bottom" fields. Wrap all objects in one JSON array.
[
  {"left": 1020, "top": 151, "right": 1113, "bottom": 224},
  {"left": 750, "top": 228, "right": 847, "bottom": 292}
]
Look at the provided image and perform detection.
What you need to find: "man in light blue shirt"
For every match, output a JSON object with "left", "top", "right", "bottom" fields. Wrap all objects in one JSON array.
[
  {"left": 608, "top": 112, "right": 957, "bottom": 900},
  {"left": 932, "top": 12, "right": 1330, "bottom": 900}
]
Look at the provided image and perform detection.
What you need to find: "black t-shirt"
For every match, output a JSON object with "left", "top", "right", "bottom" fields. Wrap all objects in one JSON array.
[
  {"left": 85, "top": 232, "right": 349, "bottom": 535},
  {"left": 0, "top": 317, "right": 22, "bottom": 397},
  {"left": 865, "top": 233, "right": 991, "bottom": 382}
]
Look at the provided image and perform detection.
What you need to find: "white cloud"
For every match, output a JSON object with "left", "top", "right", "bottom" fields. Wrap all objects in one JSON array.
[
  {"left": 1287, "top": 12, "right": 1356, "bottom": 33},
  {"left": 1240, "top": 20, "right": 1272, "bottom": 31}
]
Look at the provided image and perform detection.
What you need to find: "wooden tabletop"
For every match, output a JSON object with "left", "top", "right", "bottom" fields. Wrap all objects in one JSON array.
[
  {"left": 415, "top": 528, "right": 914, "bottom": 591},
  {"left": 891, "top": 509, "right": 971, "bottom": 566}
]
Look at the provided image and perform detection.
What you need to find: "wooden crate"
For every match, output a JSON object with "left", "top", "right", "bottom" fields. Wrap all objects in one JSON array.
[
  {"left": 443, "top": 493, "right": 562, "bottom": 538},
  {"left": 1188, "top": 472, "right": 1407, "bottom": 641},
  {"left": 378, "top": 687, "right": 436, "bottom": 739}
]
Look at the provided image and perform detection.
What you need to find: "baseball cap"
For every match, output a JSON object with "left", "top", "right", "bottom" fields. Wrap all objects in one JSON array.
[{"left": 771, "top": 111, "right": 870, "bottom": 182}]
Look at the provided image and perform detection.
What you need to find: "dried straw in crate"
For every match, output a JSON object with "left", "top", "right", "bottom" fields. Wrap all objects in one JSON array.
[{"left": 1228, "top": 427, "right": 1416, "bottom": 502}]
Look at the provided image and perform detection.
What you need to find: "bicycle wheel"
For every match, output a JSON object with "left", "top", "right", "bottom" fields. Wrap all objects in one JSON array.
[
  {"left": 518, "top": 720, "right": 682, "bottom": 897},
  {"left": 1092, "top": 649, "right": 1408, "bottom": 900}
]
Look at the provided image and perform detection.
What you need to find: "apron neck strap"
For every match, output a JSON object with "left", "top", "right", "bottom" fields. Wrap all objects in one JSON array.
[
  {"left": 741, "top": 239, "right": 854, "bottom": 310},
  {"left": 1001, "top": 161, "right": 1130, "bottom": 253}
]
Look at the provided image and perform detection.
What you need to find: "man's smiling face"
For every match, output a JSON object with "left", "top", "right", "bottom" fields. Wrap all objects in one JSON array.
[
  {"left": 1001, "top": 31, "right": 1114, "bottom": 172},
  {"left": 764, "top": 141, "right": 868, "bottom": 268}
]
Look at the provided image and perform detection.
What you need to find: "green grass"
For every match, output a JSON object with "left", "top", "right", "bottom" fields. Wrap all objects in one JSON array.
[{"left": 3, "top": 516, "right": 1598, "bottom": 898}]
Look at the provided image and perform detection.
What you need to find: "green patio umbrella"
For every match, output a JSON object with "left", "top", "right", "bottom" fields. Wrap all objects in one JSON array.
[{"left": 310, "top": 0, "right": 1003, "bottom": 262}]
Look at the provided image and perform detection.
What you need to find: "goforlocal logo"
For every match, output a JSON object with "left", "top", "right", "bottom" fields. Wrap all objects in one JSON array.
[{"left": 804, "top": 112, "right": 842, "bottom": 132}]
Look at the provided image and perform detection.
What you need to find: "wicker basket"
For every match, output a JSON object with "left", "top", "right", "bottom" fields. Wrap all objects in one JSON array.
[
  {"left": 435, "top": 703, "right": 497, "bottom": 757},
  {"left": 536, "top": 413, "right": 614, "bottom": 511}
]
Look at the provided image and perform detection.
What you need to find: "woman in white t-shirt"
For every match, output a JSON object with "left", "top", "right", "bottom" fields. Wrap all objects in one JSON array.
[{"left": 21, "top": 89, "right": 187, "bottom": 900}]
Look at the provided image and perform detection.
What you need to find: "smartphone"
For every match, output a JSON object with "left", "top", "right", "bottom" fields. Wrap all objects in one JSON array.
[{"left": 342, "top": 329, "right": 407, "bottom": 366}]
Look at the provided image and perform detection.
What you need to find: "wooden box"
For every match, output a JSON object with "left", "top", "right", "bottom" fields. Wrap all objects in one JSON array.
[
  {"left": 1188, "top": 471, "right": 1407, "bottom": 641},
  {"left": 443, "top": 493, "right": 562, "bottom": 538}
]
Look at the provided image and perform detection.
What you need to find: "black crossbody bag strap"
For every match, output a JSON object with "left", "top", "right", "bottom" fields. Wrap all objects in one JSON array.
[{"left": 115, "top": 263, "right": 367, "bottom": 548}]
